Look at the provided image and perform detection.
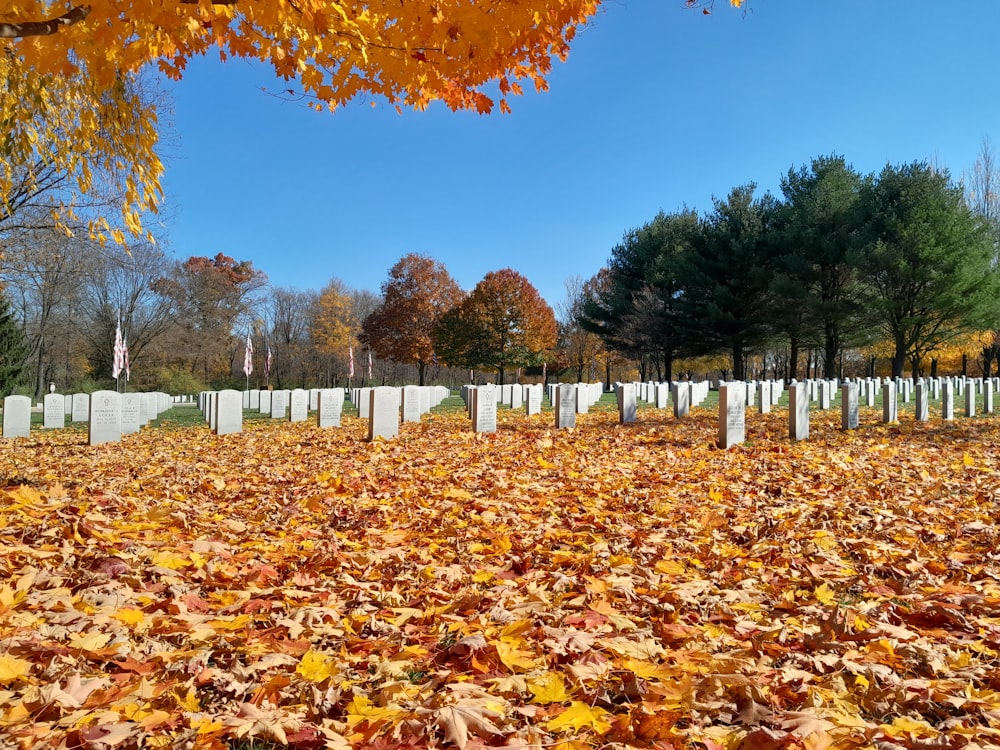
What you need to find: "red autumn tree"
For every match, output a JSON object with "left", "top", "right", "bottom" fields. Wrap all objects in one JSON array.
[{"left": 360, "top": 254, "right": 464, "bottom": 386}]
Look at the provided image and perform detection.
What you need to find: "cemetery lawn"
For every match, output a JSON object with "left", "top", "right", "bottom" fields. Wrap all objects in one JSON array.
[{"left": 2, "top": 406, "right": 999, "bottom": 750}]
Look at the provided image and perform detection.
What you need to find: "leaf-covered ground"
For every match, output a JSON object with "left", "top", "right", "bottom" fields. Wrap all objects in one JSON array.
[{"left": 1, "top": 402, "right": 999, "bottom": 750}]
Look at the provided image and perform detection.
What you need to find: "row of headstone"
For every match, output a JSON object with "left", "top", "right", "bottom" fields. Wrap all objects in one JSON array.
[
  {"left": 715, "top": 376, "right": 999, "bottom": 448},
  {"left": 2, "top": 391, "right": 170, "bottom": 442},
  {"left": 462, "top": 384, "right": 547, "bottom": 432}
]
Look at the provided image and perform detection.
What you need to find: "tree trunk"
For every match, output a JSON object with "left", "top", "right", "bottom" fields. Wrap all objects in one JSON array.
[
  {"left": 823, "top": 337, "right": 838, "bottom": 379},
  {"left": 417, "top": 361, "right": 426, "bottom": 386},
  {"left": 961, "top": 353, "right": 968, "bottom": 377},
  {"left": 788, "top": 339, "right": 799, "bottom": 381},
  {"left": 910, "top": 355, "right": 920, "bottom": 379},
  {"left": 891, "top": 339, "right": 906, "bottom": 379},
  {"left": 732, "top": 343, "right": 745, "bottom": 382},
  {"left": 663, "top": 350, "right": 673, "bottom": 385},
  {"left": 931, "top": 358, "right": 938, "bottom": 377},
  {"left": 497, "top": 367, "right": 505, "bottom": 385}
]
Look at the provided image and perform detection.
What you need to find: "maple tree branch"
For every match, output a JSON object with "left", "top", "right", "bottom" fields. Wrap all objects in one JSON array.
[
  {"left": 0, "top": 5, "right": 91, "bottom": 39},
  {"left": 0, "top": 1, "right": 244, "bottom": 39}
]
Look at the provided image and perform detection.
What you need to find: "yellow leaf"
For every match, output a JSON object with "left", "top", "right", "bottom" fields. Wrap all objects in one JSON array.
[
  {"left": 963, "top": 453, "right": 974, "bottom": 467},
  {"left": 68, "top": 631, "right": 112, "bottom": 651},
  {"left": 814, "top": 583, "right": 837, "bottom": 606},
  {"left": 545, "top": 701, "right": 612, "bottom": 734},
  {"left": 0, "top": 655, "right": 31, "bottom": 684},
  {"left": 495, "top": 639, "right": 536, "bottom": 672},
  {"left": 296, "top": 649, "right": 340, "bottom": 683},
  {"left": 655, "top": 559, "right": 685, "bottom": 575},
  {"left": 881, "top": 715, "right": 940, "bottom": 738},
  {"left": 150, "top": 551, "right": 190, "bottom": 569},
  {"left": 528, "top": 672, "right": 570, "bottom": 704},
  {"left": 112, "top": 608, "right": 148, "bottom": 629}
]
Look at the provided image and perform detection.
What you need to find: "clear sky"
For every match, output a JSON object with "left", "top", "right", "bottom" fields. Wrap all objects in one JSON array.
[{"left": 158, "top": 1, "right": 1000, "bottom": 310}]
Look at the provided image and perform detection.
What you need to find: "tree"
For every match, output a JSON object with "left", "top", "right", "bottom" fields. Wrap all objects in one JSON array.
[
  {"left": 361, "top": 254, "right": 464, "bottom": 386},
  {"left": 264, "top": 287, "right": 318, "bottom": 388},
  {"left": 435, "top": 268, "right": 556, "bottom": 384},
  {"left": 677, "top": 185, "right": 780, "bottom": 381},
  {"left": 860, "top": 162, "right": 1000, "bottom": 378},
  {"left": 581, "top": 210, "right": 701, "bottom": 383},
  {"left": 1, "top": 54, "right": 162, "bottom": 242},
  {"left": 557, "top": 275, "right": 605, "bottom": 383},
  {"left": 774, "top": 155, "right": 869, "bottom": 379},
  {"left": 4, "top": 1, "right": 600, "bottom": 116},
  {"left": 76, "top": 241, "right": 173, "bottom": 388},
  {"left": 0, "top": 291, "right": 29, "bottom": 396},
  {"left": 310, "top": 278, "right": 362, "bottom": 386},
  {"left": 0, "top": 221, "right": 87, "bottom": 396},
  {"left": 964, "top": 136, "right": 1000, "bottom": 376},
  {"left": 152, "top": 253, "right": 267, "bottom": 384}
]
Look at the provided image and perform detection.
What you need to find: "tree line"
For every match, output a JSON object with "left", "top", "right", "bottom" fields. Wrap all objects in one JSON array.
[
  {"left": 576, "top": 154, "right": 1000, "bottom": 383},
  {"left": 4, "top": 150, "right": 1000, "bottom": 397}
]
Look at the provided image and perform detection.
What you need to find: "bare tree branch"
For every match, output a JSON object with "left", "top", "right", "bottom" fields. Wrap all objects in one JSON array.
[{"left": 0, "top": 5, "right": 91, "bottom": 39}]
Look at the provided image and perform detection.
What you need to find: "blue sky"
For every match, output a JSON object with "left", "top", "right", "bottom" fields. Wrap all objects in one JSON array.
[{"left": 158, "top": 1, "right": 1000, "bottom": 310}]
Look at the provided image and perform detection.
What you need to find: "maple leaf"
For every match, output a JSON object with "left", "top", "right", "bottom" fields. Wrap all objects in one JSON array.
[
  {"left": 436, "top": 701, "right": 504, "bottom": 749},
  {"left": 527, "top": 672, "right": 571, "bottom": 703},
  {"left": 545, "top": 701, "right": 612, "bottom": 734},
  {"left": 0, "top": 655, "right": 31, "bottom": 684},
  {"left": 296, "top": 649, "right": 341, "bottom": 683}
]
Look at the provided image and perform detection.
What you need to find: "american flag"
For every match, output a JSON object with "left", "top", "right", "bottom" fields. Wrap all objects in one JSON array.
[
  {"left": 348, "top": 344, "right": 355, "bottom": 378},
  {"left": 112, "top": 320, "right": 125, "bottom": 380},
  {"left": 123, "top": 333, "right": 130, "bottom": 381},
  {"left": 367, "top": 348, "right": 372, "bottom": 379},
  {"left": 264, "top": 345, "right": 272, "bottom": 378},
  {"left": 243, "top": 333, "right": 253, "bottom": 376}
]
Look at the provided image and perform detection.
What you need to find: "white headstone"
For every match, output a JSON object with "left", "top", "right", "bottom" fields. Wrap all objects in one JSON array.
[
  {"left": 915, "top": 380, "right": 929, "bottom": 422},
  {"left": 789, "top": 381, "right": 809, "bottom": 442},
  {"left": 554, "top": 383, "right": 576, "bottom": 428},
  {"left": 759, "top": 381, "right": 772, "bottom": 414},
  {"left": 2, "top": 395, "right": 31, "bottom": 438},
  {"left": 401, "top": 385, "right": 422, "bottom": 423},
  {"left": 270, "top": 389, "right": 288, "bottom": 419},
  {"left": 317, "top": 388, "right": 344, "bottom": 428},
  {"left": 88, "top": 390, "right": 121, "bottom": 446},
  {"left": 71, "top": 393, "right": 90, "bottom": 423},
  {"left": 289, "top": 388, "right": 309, "bottom": 422},
  {"left": 525, "top": 384, "right": 543, "bottom": 416},
  {"left": 941, "top": 379, "right": 954, "bottom": 420},
  {"left": 841, "top": 382, "right": 859, "bottom": 430},
  {"left": 258, "top": 390, "right": 272, "bottom": 414},
  {"left": 672, "top": 383, "right": 689, "bottom": 418},
  {"left": 882, "top": 380, "right": 898, "bottom": 423},
  {"left": 368, "top": 386, "right": 400, "bottom": 440},
  {"left": 121, "top": 393, "right": 142, "bottom": 435},
  {"left": 965, "top": 382, "right": 977, "bottom": 418},
  {"left": 616, "top": 383, "right": 637, "bottom": 424},
  {"left": 718, "top": 383, "right": 745, "bottom": 449},
  {"left": 472, "top": 385, "right": 498, "bottom": 433},
  {"left": 215, "top": 389, "right": 243, "bottom": 435},
  {"left": 43, "top": 393, "right": 65, "bottom": 429}
]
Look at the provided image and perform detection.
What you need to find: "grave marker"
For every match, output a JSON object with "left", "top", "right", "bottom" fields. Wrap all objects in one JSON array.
[
  {"left": 317, "top": 388, "right": 345, "bottom": 427},
  {"left": 121, "top": 394, "right": 141, "bottom": 435},
  {"left": 215, "top": 389, "right": 243, "bottom": 435},
  {"left": 43, "top": 393, "right": 65, "bottom": 429},
  {"left": 472, "top": 385, "right": 498, "bottom": 433},
  {"left": 368, "top": 386, "right": 400, "bottom": 440},
  {"left": 88, "top": 390, "right": 121, "bottom": 446},
  {"left": 555, "top": 384, "right": 576, "bottom": 428},
  {"left": 789, "top": 381, "right": 809, "bottom": 442},
  {"left": 2, "top": 395, "right": 31, "bottom": 438},
  {"left": 718, "top": 383, "right": 745, "bottom": 449}
]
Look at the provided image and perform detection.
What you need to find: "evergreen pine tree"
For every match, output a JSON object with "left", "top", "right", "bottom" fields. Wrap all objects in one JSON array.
[{"left": 0, "top": 293, "right": 28, "bottom": 396}]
